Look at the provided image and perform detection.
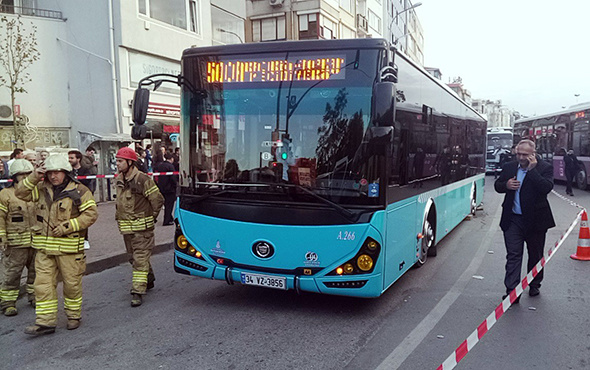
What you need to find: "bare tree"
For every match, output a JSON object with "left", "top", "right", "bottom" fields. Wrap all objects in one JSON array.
[{"left": 0, "top": 15, "right": 40, "bottom": 148}]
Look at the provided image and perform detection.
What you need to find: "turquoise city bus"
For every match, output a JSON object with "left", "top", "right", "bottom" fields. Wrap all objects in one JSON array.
[{"left": 131, "top": 38, "right": 486, "bottom": 298}]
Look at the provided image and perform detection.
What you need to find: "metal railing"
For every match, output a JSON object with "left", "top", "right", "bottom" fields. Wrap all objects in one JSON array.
[{"left": 0, "top": 4, "right": 63, "bottom": 20}]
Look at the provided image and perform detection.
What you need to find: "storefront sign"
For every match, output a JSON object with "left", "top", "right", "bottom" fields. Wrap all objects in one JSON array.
[
  {"left": 129, "top": 51, "right": 181, "bottom": 94},
  {"left": 147, "top": 102, "right": 180, "bottom": 118}
]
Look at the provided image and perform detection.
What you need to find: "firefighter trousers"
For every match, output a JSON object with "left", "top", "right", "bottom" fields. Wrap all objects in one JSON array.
[
  {"left": 1, "top": 247, "right": 36, "bottom": 309},
  {"left": 123, "top": 230, "right": 155, "bottom": 295},
  {"left": 34, "top": 250, "right": 86, "bottom": 327}
]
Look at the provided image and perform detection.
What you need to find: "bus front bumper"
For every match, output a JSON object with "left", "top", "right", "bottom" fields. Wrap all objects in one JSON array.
[{"left": 174, "top": 252, "right": 383, "bottom": 298}]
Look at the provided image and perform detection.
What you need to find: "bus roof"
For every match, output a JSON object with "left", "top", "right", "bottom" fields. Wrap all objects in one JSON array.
[
  {"left": 182, "top": 38, "right": 389, "bottom": 58},
  {"left": 514, "top": 102, "right": 590, "bottom": 124}
]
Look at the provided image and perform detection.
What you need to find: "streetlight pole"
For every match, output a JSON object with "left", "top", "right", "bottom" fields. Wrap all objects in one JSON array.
[
  {"left": 388, "top": 2, "right": 422, "bottom": 38},
  {"left": 217, "top": 28, "right": 244, "bottom": 44}
]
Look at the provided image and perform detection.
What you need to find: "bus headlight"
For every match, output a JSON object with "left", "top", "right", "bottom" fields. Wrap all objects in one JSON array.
[
  {"left": 357, "top": 255, "right": 373, "bottom": 271},
  {"left": 177, "top": 235, "right": 188, "bottom": 249},
  {"left": 327, "top": 238, "right": 381, "bottom": 276}
]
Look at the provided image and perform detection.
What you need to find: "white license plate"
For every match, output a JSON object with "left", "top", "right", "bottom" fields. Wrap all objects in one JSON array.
[{"left": 240, "top": 272, "right": 287, "bottom": 290}]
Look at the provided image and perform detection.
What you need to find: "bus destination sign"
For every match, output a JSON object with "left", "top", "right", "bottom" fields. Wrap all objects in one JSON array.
[{"left": 206, "top": 57, "right": 345, "bottom": 84}]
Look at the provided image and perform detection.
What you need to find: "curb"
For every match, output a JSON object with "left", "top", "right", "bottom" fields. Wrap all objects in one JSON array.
[{"left": 85, "top": 242, "right": 174, "bottom": 275}]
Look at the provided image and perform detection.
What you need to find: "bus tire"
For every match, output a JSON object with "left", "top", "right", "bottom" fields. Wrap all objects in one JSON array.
[
  {"left": 416, "top": 214, "right": 436, "bottom": 267},
  {"left": 576, "top": 164, "right": 587, "bottom": 190},
  {"left": 470, "top": 184, "right": 477, "bottom": 216}
]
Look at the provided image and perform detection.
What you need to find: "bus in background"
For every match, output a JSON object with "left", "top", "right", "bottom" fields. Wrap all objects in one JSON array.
[
  {"left": 514, "top": 102, "right": 590, "bottom": 190},
  {"left": 130, "top": 38, "right": 486, "bottom": 298},
  {"left": 486, "top": 127, "right": 513, "bottom": 175}
]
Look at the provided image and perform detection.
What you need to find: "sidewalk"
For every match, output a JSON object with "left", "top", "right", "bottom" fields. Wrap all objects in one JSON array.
[{"left": 85, "top": 201, "right": 176, "bottom": 274}]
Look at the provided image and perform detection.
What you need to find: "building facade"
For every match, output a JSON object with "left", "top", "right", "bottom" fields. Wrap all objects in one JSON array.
[{"left": 471, "top": 99, "right": 515, "bottom": 129}]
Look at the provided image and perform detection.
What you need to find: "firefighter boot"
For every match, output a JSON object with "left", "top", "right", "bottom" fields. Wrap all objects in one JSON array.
[
  {"left": 67, "top": 319, "right": 81, "bottom": 330},
  {"left": 131, "top": 293, "right": 142, "bottom": 307},
  {"left": 24, "top": 324, "right": 56, "bottom": 336},
  {"left": 4, "top": 306, "right": 17, "bottom": 316}
]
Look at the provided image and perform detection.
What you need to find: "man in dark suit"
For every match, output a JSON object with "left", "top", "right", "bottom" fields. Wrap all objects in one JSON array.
[{"left": 494, "top": 139, "right": 555, "bottom": 301}]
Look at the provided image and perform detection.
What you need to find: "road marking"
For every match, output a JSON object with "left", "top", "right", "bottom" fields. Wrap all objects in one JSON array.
[{"left": 375, "top": 203, "right": 503, "bottom": 370}]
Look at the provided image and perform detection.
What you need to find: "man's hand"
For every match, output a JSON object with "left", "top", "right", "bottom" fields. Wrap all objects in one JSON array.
[
  {"left": 51, "top": 221, "right": 70, "bottom": 237},
  {"left": 527, "top": 154, "right": 537, "bottom": 170},
  {"left": 507, "top": 176, "right": 521, "bottom": 191}
]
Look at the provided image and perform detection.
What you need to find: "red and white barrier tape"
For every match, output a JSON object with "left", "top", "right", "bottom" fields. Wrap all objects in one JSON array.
[
  {"left": 550, "top": 189, "right": 585, "bottom": 209},
  {"left": 0, "top": 171, "right": 179, "bottom": 183},
  {"left": 437, "top": 208, "right": 584, "bottom": 370}
]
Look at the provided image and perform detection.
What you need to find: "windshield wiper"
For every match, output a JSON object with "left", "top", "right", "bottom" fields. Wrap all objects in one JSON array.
[{"left": 272, "top": 183, "right": 356, "bottom": 220}]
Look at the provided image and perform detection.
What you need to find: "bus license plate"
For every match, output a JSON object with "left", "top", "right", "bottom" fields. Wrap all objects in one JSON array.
[{"left": 240, "top": 272, "right": 287, "bottom": 290}]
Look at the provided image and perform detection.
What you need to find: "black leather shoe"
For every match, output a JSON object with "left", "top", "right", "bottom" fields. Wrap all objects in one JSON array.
[
  {"left": 502, "top": 294, "right": 520, "bottom": 304},
  {"left": 529, "top": 286, "right": 540, "bottom": 296}
]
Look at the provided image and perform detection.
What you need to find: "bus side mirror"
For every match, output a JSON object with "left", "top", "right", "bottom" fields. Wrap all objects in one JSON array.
[
  {"left": 372, "top": 82, "right": 396, "bottom": 126},
  {"left": 132, "top": 88, "right": 150, "bottom": 125},
  {"left": 131, "top": 124, "right": 147, "bottom": 140}
]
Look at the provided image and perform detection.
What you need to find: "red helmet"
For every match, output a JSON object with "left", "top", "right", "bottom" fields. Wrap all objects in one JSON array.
[{"left": 116, "top": 147, "right": 137, "bottom": 161}]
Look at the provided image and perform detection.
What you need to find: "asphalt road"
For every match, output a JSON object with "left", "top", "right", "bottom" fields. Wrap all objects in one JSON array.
[{"left": 0, "top": 178, "right": 589, "bottom": 370}]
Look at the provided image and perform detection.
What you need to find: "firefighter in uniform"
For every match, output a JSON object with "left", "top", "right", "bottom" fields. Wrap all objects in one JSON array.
[
  {"left": 15, "top": 155, "right": 98, "bottom": 335},
  {"left": 0, "top": 159, "right": 37, "bottom": 316},
  {"left": 115, "top": 147, "right": 163, "bottom": 307}
]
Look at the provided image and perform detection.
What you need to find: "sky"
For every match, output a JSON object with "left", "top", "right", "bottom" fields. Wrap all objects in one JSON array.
[{"left": 414, "top": 0, "right": 590, "bottom": 117}]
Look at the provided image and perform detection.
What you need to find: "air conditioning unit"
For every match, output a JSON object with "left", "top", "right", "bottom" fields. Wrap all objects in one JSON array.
[
  {"left": 269, "top": 0, "right": 284, "bottom": 7},
  {"left": 0, "top": 104, "right": 13, "bottom": 122}
]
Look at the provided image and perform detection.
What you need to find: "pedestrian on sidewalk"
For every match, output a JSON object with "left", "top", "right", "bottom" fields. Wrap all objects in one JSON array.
[
  {"left": 0, "top": 159, "right": 37, "bottom": 317},
  {"left": 16, "top": 155, "right": 98, "bottom": 335},
  {"left": 68, "top": 150, "right": 97, "bottom": 194},
  {"left": 114, "top": 147, "right": 163, "bottom": 307},
  {"left": 154, "top": 153, "right": 177, "bottom": 226},
  {"left": 494, "top": 140, "right": 555, "bottom": 302},
  {"left": 564, "top": 149, "right": 581, "bottom": 196}
]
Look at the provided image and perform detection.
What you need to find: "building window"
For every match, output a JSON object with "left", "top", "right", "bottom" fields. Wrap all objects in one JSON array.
[
  {"left": 190, "top": 0, "right": 199, "bottom": 33},
  {"left": 368, "top": 10, "right": 381, "bottom": 31},
  {"left": 298, "top": 13, "right": 318, "bottom": 40},
  {"left": 138, "top": 0, "right": 200, "bottom": 33},
  {"left": 252, "top": 16, "right": 286, "bottom": 42},
  {"left": 321, "top": 17, "right": 336, "bottom": 39},
  {"left": 212, "top": 6, "right": 245, "bottom": 44},
  {"left": 339, "top": 0, "right": 352, "bottom": 13}
]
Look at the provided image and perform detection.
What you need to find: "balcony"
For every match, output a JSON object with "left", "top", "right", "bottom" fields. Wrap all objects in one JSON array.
[
  {"left": 356, "top": 14, "right": 368, "bottom": 35},
  {"left": 0, "top": 4, "right": 63, "bottom": 20}
]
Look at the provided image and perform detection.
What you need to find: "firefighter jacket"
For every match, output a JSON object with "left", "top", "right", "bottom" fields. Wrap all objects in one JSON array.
[
  {"left": 0, "top": 185, "right": 36, "bottom": 248},
  {"left": 115, "top": 166, "right": 164, "bottom": 235},
  {"left": 15, "top": 172, "right": 98, "bottom": 255}
]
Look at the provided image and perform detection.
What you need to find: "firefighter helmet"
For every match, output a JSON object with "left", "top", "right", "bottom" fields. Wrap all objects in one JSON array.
[
  {"left": 44, "top": 154, "right": 72, "bottom": 172},
  {"left": 116, "top": 147, "right": 137, "bottom": 162},
  {"left": 9, "top": 158, "right": 34, "bottom": 176}
]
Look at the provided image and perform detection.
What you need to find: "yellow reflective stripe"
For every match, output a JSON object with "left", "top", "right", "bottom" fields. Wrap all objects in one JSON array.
[
  {"left": 0, "top": 230, "right": 7, "bottom": 237},
  {"left": 70, "top": 218, "right": 80, "bottom": 232},
  {"left": 32, "top": 187, "right": 39, "bottom": 201},
  {"left": 6, "top": 233, "right": 32, "bottom": 243},
  {"left": 132, "top": 271, "right": 149, "bottom": 283},
  {"left": 0, "top": 203, "right": 7, "bottom": 212},
  {"left": 0, "top": 289, "right": 19, "bottom": 301},
  {"left": 23, "top": 177, "right": 35, "bottom": 190},
  {"left": 32, "top": 235, "right": 84, "bottom": 252},
  {"left": 144, "top": 185, "right": 159, "bottom": 196},
  {"left": 79, "top": 199, "right": 96, "bottom": 212},
  {"left": 117, "top": 216, "right": 155, "bottom": 232},
  {"left": 26, "top": 284, "right": 34, "bottom": 294},
  {"left": 64, "top": 297, "right": 82, "bottom": 310},
  {"left": 36, "top": 299, "right": 58, "bottom": 315}
]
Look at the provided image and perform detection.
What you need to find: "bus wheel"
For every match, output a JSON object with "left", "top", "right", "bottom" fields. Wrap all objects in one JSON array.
[
  {"left": 577, "top": 164, "right": 587, "bottom": 190},
  {"left": 417, "top": 218, "right": 435, "bottom": 267},
  {"left": 470, "top": 186, "right": 477, "bottom": 215}
]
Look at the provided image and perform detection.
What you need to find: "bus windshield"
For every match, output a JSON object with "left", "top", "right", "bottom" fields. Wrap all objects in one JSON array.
[
  {"left": 487, "top": 133, "right": 512, "bottom": 150},
  {"left": 181, "top": 48, "right": 382, "bottom": 207}
]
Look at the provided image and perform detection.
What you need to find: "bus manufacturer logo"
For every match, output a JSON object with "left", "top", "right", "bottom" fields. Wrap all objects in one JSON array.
[
  {"left": 252, "top": 241, "right": 274, "bottom": 259},
  {"left": 305, "top": 252, "right": 318, "bottom": 261}
]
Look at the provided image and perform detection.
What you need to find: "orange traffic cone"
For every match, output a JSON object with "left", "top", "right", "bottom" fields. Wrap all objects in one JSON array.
[{"left": 571, "top": 210, "right": 590, "bottom": 261}]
